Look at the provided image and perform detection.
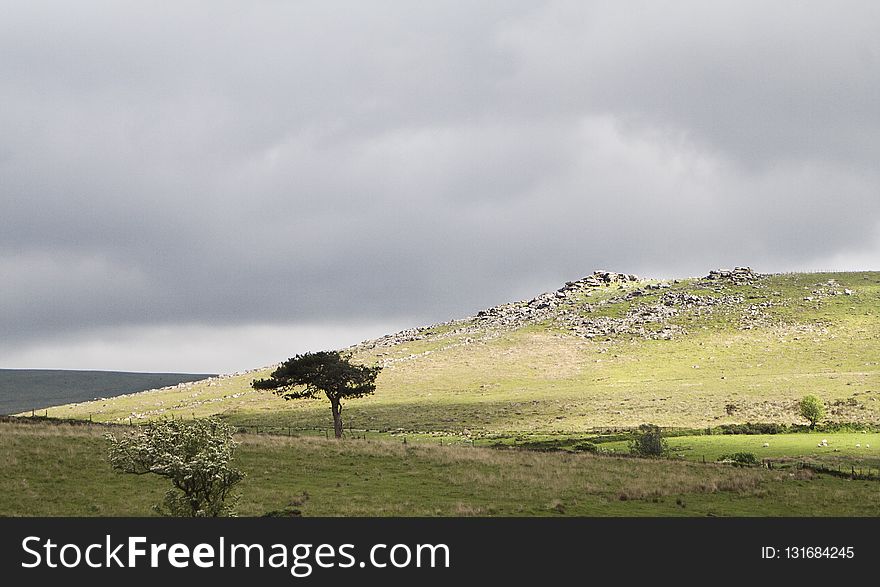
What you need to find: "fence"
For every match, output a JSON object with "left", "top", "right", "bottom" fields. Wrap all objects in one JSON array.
[{"left": 756, "top": 458, "right": 880, "bottom": 480}]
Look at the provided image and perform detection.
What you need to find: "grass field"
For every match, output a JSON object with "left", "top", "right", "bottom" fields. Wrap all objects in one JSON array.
[{"left": 2, "top": 419, "right": 878, "bottom": 517}]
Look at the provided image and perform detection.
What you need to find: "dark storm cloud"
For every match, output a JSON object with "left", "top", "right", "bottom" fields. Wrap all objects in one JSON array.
[{"left": 2, "top": 1, "right": 879, "bottom": 360}]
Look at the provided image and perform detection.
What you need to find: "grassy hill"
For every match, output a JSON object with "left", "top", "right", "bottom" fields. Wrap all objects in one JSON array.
[
  {"left": 7, "top": 268, "right": 880, "bottom": 517},
  {"left": 0, "top": 369, "right": 214, "bottom": 416},
  {"left": 44, "top": 269, "right": 880, "bottom": 440}
]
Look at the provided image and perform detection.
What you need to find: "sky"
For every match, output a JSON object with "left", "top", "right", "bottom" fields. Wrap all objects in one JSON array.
[{"left": 2, "top": 1, "right": 878, "bottom": 373}]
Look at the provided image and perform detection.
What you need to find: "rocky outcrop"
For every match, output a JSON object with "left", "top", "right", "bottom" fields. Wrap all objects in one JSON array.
[
  {"left": 472, "top": 271, "right": 640, "bottom": 329},
  {"left": 704, "top": 267, "right": 761, "bottom": 284},
  {"left": 558, "top": 271, "right": 639, "bottom": 292},
  {"left": 353, "top": 266, "right": 772, "bottom": 356}
]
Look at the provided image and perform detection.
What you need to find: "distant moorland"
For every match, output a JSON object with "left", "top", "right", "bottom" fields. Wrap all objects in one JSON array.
[{"left": 0, "top": 370, "right": 214, "bottom": 416}]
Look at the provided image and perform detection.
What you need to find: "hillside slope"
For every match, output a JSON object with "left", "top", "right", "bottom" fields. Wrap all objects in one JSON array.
[{"left": 45, "top": 269, "right": 880, "bottom": 436}]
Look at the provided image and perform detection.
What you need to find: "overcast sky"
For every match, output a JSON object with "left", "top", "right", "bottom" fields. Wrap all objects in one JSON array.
[{"left": 2, "top": 1, "right": 878, "bottom": 373}]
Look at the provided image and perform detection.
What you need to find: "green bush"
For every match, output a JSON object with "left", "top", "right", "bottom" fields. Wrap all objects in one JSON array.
[
  {"left": 628, "top": 424, "right": 667, "bottom": 457},
  {"left": 572, "top": 441, "right": 598, "bottom": 453},
  {"left": 716, "top": 422, "right": 789, "bottom": 435},
  {"left": 718, "top": 452, "right": 759, "bottom": 465}
]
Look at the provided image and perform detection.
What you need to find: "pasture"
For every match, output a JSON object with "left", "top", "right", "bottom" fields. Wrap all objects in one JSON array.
[{"left": 1, "top": 419, "right": 878, "bottom": 517}]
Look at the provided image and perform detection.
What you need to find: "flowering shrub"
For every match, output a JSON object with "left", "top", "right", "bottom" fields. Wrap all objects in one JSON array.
[{"left": 106, "top": 418, "right": 244, "bottom": 517}]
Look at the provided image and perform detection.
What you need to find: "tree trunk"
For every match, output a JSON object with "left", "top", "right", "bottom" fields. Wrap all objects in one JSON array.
[{"left": 331, "top": 401, "right": 343, "bottom": 439}]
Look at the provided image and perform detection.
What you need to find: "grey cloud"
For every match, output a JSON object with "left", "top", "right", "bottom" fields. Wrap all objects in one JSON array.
[{"left": 1, "top": 0, "right": 878, "bottom": 357}]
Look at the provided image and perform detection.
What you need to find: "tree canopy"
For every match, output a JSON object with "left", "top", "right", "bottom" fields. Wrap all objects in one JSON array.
[
  {"left": 628, "top": 423, "right": 668, "bottom": 457},
  {"left": 252, "top": 350, "right": 381, "bottom": 438},
  {"left": 798, "top": 395, "right": 825, "bottom": 429}
]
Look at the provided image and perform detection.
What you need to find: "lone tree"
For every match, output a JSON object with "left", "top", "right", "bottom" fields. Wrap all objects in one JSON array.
[
  {"left": 252, "top": 351, "right": 381, "bottom": 439},
  {"left": 798, "top": 395, "right": 825, "bottom": 429},
  {"left": 106, "top": 418, "right": 244, "bottom": 517}
]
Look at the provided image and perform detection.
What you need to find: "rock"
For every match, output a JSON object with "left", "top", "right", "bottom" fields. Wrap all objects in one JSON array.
[{"left": 704, "top": 266, "right": 761, "bottom": 284}]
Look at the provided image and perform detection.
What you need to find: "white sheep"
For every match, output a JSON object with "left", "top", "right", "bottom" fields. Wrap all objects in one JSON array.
[{"left": 762, "top": 442, "right": 769, "bottom": 447}]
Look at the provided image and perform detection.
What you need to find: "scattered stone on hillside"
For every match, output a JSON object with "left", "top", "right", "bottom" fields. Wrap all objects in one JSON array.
[
  {"left": 475, "top": 302, "right": 549, "bottom": 327},
  {"left": 806, "top": 279, "right": 852, "bottom": 300},
  {"left": 659, "top": 291, "right": 744, "bottom": 312},
  {"left": 738, "top": 301, "right": 780, "bottom": 330},
  {"left": 556, "top": 290, "right": 746, "bottom": 341},
  {"left": 368, "top": 327, "right": 429, "bottom": 347}
]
